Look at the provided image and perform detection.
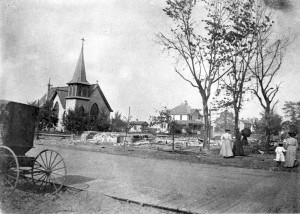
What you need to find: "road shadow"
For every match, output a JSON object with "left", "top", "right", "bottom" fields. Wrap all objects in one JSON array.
[
  {"left": 64, "top": 175, "right": 95, "bottom": 185},
  {"left": 13, "top": 175, "right": 94, "bottom": 194}
]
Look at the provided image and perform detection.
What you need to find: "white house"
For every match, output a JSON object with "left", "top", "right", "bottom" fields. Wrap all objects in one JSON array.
[
  {"left": 169, "top": 101, "right": 203, "bottom": 134},
  {"left": 129, "top": 121, "right": 149, "bottom": 133}
]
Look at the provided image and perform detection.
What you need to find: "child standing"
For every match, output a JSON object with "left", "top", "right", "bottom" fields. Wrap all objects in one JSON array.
[{"left": 274, "top": 143, "right": 286, "bottom": 166}]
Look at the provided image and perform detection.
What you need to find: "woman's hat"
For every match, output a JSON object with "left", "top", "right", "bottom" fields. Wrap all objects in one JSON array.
[{"left": 288, "top": 132, "right": 297, "bottom": 137}]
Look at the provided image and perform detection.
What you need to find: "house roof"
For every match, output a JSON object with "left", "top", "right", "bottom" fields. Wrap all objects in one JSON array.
[
  {"left": 67, "top": 41, "right": 90, "bottom": 86},
  {"left": 129, "top": 121, "right": 149, "bottom": 126},
  {"left": 170, "top": 102, "right": 192, "bottom": 115},
  {"left": 170, "top": 102, "right": 201, "bottom": 116},
  {"left": 240, "top": 119, "right": 251, "bottom": 124}
]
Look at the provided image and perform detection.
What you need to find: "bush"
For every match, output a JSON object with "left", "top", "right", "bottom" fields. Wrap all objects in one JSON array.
[{"left": 63, "top": 108, "right": 111, "bottom": 134}]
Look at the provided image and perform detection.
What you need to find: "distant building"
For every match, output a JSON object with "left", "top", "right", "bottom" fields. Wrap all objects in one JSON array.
[
  {"left": 239, "top": 119, "right": 252, "bottom": 131},
  {"left": 39, "top": 39, "right": 113, "bottom": 131},
  {"left": 129, "top": 120, "right": 149, "bottom": 133},
  {"left": 169, "top": 101, "right": 203, "bottom": 134}
]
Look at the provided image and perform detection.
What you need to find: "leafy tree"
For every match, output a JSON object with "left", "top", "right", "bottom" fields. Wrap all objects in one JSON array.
[
  {"left": 140, "top": 123, "right": 148, "bottom": 133},
  {"left": 111, "top": 111, "right": 127, "bottom": 132},
  {"left": 63, "top": 107, "right": 110, "bottom": 133},
  {"left": 282, "top": 101, "right": 300, "bottom": 123},
  {"left": 214, "top": 109, "right": 235, "bottom": 133},
  {"left": 213, "top": 0, "right": 284, "bottom": 155},
  {"left": 63, "top": 108, "right": 88, "bottom": 134},
  {"left": 87, "top": 109, "right": 110, "bottom": 132},
  {"left": 150, "top": 107, "right": 182, "bottom": 152},
  {"left": 37, "top": 101, "right": 58, "bottom": 131},
  {"left": 253, "top": 112, "right": 282, "bottom": 136},
  {"left": 158, "top": 0, "right": 232, "bottom": 151},
  {"left": 214, "top": 0, "right": 262, "bottom": 156},
  {"left": 282, "top": 101, "right": 300, "bottom": 134}
]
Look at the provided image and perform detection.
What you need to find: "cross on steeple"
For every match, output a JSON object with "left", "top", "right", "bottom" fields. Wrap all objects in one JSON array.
[{"left": 67, "top": 38, "right": 90, "bottom": 86}]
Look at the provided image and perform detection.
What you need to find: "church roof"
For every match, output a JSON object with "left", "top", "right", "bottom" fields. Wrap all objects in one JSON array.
[
  {"left": 90, "top": 84, "right": 113, "bottom": 112},
  {"left": 39, "top": 84, "right": 113, "bottom": 112},
  {"left": 38, "top": 87, "right": 68, "bottom": 108},
  {"left": 67, "top": 40, "right": 90, "bottom": 85},
  {"left": 55, "top": 87, "right": 69, "bottom": 108}
]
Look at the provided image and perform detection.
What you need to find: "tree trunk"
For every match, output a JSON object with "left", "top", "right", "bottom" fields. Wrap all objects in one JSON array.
[
  {"left": 202, "top": 99, "right": 210, "bottom": 152},
  {"left": 172, "top": 134, "right": 175, "bottom": 152},
  {"left": 233, "top": 108, "right": 244, "bottom": 156},
  {"left": 264, "top": 107, "right": 271, "bottom": 152}
]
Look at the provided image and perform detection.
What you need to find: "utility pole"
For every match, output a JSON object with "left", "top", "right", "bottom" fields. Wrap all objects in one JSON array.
[{"left": 124, "top": 107, "right": 130, "bottom": 148}]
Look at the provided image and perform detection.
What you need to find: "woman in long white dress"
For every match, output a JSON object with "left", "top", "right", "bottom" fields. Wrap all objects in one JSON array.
[
  {"left": 220, "top": 129, "right": 234, "bottom": 158},
  {"left": 284, "top": 132, "right": 298, "bottom": 168}
]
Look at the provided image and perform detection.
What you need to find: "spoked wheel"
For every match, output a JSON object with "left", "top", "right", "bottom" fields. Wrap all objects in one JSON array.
[
  {"left": 32, "top": 149, "right": 66, "bottom": 194},
  {"left": 0, "top": 146, "right": 19, "bottom": 196}
]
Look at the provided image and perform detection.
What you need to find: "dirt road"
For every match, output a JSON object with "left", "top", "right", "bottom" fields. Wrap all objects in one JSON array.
[{"left": 23, "top": 144, "right": 300, "bottom": 213}]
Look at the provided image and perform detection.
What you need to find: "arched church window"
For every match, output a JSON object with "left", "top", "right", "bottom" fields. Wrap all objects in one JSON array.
[
  {"left": 90, "top": 103, "right": 99, "bottom": 117},
  {"left": 53, "top": 102, "right": 59, "bottom": 118}
]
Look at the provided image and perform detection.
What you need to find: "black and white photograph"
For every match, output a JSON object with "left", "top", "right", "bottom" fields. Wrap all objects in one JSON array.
[{"left": 0, "top": 0, "right": 299, "bottom": 213}]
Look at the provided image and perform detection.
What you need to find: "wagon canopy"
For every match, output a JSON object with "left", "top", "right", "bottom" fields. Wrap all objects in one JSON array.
[{"left": 0, "top": 100, "right": 39, "bottom": 155}]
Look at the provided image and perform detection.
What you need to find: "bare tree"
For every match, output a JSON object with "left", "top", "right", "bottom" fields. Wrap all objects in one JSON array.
[
  {"left": 247, "top": 2, "right": 290, "bottom": 151},
  {"left": 158, "top": 0, "right": 231, "bottom": 151}
]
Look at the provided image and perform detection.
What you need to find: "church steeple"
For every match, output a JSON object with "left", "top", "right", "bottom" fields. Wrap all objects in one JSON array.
[
  {"left": 66, "top": 38, "right": 91, "bottom": 100},
  {"left": 67, "top": 38, "right": 90, "bottom": 86}
]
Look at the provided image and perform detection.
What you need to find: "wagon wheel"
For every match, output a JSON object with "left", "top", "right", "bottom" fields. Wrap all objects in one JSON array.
[
  {"left": 0, "top": 146, "right": 20, "bottom": 196},
  {"left": 32, "top": 149, "right": 66, "bottom": 194}
]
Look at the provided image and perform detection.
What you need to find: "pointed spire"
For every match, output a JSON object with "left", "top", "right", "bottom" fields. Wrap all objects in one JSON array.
[
  {"left": 67, "top": 38, "right": 90, "bottom": 85},
  {"left": 47, "top": 78, "right": 52, "bottom": 100}
]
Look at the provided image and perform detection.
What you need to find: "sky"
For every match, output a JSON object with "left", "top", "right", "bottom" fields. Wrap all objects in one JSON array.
[{"left": 1, "top": 0, "right": 300, "bottom": 122}]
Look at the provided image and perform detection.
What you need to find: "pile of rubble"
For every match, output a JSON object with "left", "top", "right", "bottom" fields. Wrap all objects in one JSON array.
[
  {"left": 80, "top": 131, "right": 153, "bottom": 146},
  {"left": 79, "top": 131, "right": 210, "bottom": 148}
]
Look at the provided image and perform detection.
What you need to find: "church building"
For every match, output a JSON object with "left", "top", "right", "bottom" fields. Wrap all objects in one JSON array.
[{"left": 39, "top": 39, "right": 113, "bottom": 131}]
